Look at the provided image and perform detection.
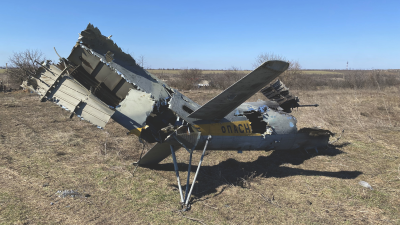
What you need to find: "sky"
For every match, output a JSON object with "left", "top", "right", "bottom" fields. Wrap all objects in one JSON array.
[{"left": 0, "top": 0, "right": 399, "bottom": 70}]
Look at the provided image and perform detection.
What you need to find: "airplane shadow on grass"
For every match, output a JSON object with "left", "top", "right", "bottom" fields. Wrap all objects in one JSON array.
[{"left": 143, "top": 142, "right": 361, "bottom": 201}]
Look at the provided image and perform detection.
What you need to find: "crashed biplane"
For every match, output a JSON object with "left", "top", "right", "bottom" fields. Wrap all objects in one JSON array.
[{"left": 29, "top": 24, "right": 333, "bottom": 210}]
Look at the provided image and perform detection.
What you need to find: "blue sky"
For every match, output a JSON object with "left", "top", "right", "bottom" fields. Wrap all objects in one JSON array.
[{"left": 1, "top": 0, "right": 399, "bottom": 70}]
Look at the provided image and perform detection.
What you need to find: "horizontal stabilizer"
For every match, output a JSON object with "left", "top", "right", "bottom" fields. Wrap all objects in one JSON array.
[{"left": 188, "top": 60, "right": 289, "bottom": 120}]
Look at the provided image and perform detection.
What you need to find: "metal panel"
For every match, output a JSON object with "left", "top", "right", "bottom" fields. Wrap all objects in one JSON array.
[
  {"left": 78, "top": 25, "right": 171, "bottom": 101},
  {"left": 35, "top": 65, "right": 62, "bottom": 97},
  {"left": 49, "top": 78, "right": 114, "bottom": 127},
  {"left": 85, "top": 95, "right": 115, "bottom": 116},
  {"left": 33, "top": 64, "right": 114, "bottom": 128},
  {"left": 78, "top": 102, "right": 113, "bottom": 128},
  {"left": 168, "top": 91, "right": 200, "bottom": 125},
  {"left": 188, "top": 60, "right": 289, "bottom": 120},
  {"left": 115, "top": 82, "right": 134, "bottom": 99},
  {"left": 68, "top": 46, "right": 100, "bottom": 74},
  {"left": 91, "top": 63, "right": 120, "bottom": 88},
  {"left": 59, "top": 78, "right": 90, "bottom": 97},
  {"left": 102, "top": 72, "right": 122, "bottom": 91},
  {"left": 111, "top": 89, "right": 155, "bottom": 130},
  {"left": 53, "top": 86, "right": 81, "bottom": 110},
  {"left": 80, "top": 97, "right": 115, "bottom": 126},
  {"left": 70, "top": 47, "right": 123, "bottom": 92}
]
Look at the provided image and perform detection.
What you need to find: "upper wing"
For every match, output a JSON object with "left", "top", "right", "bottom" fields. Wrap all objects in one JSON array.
[{"left": 188, "top": 60, "right": 289, "bottom": 120}]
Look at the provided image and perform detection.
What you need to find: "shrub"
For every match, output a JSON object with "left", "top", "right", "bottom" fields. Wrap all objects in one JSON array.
[{"left": 8, "top": 49, "right": 46, "bottom": 82}]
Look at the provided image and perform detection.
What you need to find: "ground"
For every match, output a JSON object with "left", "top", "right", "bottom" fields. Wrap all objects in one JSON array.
[{"left": 0, "top": 87, "right": 399, "bottom": 224}]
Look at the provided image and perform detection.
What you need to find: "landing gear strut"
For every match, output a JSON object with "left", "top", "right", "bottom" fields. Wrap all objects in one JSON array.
[{"left": 170, "top": 135, "right": 211, "bottom": 211}]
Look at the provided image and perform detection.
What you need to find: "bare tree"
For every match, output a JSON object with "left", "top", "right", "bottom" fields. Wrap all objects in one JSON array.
[
  {"left": 252, "top": 53, "right": 287, "bottom": 69},
  {"left": 8, "top": 49, "right": 46, "bottom": 82},
  {"left": 137, "top": 55, "right": 145, "bottom": 68},
  {"left": 253, "top": 53, "right": 301, "bottom": 70},
  {"left": 253, "top": 53, "right": 302, "bottom": 86}
]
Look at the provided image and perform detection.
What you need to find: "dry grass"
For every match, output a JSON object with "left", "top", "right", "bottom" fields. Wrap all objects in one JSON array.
[
  {"left": 149, "top": 69, "right": 348, "bottom": 76},
  {"left": 302, "top": 70, "right": 344, "bottom": 75},
  {"left": 0, "top": 87, "right": 399, "bottom": 224},
  {"left": 148, "top": 69, "right": 252, "bottom": 75},
  {"left": 0, "top": 72, "right": 21, "bottom": 91}
]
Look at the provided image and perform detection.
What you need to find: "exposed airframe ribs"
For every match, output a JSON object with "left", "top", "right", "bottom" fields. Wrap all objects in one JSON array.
[{"left": 260, "top": 79, "right": 299, "bottom": 113}]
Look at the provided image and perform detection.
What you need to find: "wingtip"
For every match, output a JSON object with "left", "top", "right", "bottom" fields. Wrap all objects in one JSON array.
[{"left": 263, "top": 60, "right": 290, "bottom": 72}]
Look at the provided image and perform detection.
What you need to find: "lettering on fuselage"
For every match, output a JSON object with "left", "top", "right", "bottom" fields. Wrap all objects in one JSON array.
[
  {"left": 221, "top": 123, "right": 251, "bottom": 134},
  {"left": 193, "top": 120, "right": 259, "bottom": 136}
]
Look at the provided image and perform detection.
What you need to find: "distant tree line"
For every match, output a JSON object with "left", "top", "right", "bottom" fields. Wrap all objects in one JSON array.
[{"left": 5, "top": 49, "right": 400, "bottom": 92}]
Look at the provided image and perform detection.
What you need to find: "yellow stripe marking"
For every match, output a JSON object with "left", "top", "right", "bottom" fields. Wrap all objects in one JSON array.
[
  {"left": 193, "top": 120, "right": 261, "bottom": 136},
  {"left": 128, "top": 125, "right": 149, "bottom": 137}
]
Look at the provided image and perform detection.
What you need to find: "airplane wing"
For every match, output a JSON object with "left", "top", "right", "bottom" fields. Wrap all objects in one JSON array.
[
  {"left": 188, "top": 60, "right": 289, "bottom": 120},
  {"left": 138, "top": 132, "right": 201, "bottom": 165},
  {"left": 137, "top": 138, "right": 181, "bottom": 165}
]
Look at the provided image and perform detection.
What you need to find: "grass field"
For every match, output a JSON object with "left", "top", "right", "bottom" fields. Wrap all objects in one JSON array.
[
  {"left": 0, "top": 69, "right": 6, "bottom": 74},
  {"left": 147, "top": 69, "right": 343, "bottom": 75},
  {"left": 148, "top": 69, "right": 253, "bottom": 75},
  {"left": 302, "top": 70, "right": 344, "bottom": 75},
  {"left": 0, "top": 87, "right": 399, "bottom": 224}
]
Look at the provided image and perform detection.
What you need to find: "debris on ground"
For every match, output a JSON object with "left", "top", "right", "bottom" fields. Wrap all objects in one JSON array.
[
  {"left": 56, "top": 190, "right": 81, "bottom": 198},
  {"left": 358, "top": 181, "right": 373, "bottom": 190}
]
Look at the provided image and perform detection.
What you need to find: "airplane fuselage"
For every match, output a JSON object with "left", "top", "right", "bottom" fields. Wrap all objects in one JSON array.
[{"left": 190, "top": 101, "right": 330, "bottom": 152}]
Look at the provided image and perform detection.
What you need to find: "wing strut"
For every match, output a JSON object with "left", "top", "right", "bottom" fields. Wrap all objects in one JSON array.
[
  {"left": 170, "top": 135, "right": 212, "bottom": 211},
  {"left": 170, "top": 145, "right": 185, "bottom": 204}
]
